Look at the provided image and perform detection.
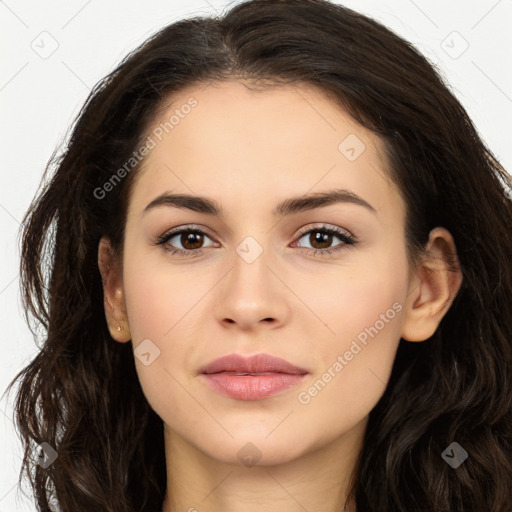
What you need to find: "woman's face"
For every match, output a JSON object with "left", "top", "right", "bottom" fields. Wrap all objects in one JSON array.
[{"left": 119, "top": 80, "right": 413, "bottom": 465}]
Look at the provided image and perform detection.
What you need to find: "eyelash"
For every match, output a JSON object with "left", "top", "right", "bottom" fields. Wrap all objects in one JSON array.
[{"left": 154, "top": 223, "right": 357, "bottom": 258}]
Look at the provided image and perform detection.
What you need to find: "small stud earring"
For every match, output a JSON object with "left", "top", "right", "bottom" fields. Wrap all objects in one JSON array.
[{"left": 116, "top": 326, "right": 123, "bottom": 332}]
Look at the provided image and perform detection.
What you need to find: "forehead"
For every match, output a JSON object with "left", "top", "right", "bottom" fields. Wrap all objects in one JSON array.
[{"left": 128, "top": 80, "right": 403, "bottom": 220}]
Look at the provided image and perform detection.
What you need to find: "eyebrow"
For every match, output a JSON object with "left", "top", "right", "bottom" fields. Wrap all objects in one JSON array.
[{"left": 142, "top": 188, "right": 376, "bottom": 218}]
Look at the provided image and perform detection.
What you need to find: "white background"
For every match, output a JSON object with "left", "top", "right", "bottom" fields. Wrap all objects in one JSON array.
[{"left": 1, "top": 0, "right": 511, "bottom": 510}]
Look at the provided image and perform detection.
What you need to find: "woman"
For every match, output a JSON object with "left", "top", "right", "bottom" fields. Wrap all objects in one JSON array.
[{"left": 6, "top": 0, "right": 512, "bottom": 510}]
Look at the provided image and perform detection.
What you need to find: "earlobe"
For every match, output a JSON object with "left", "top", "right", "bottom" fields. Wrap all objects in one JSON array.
[
  {"left": 401, "top": 227, "right": 463, "bottom": 342},
  {"left": 97, "top": 237, "right": 131, "bottom": 342}
]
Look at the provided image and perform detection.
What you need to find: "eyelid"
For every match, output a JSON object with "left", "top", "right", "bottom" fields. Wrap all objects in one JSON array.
[
  {"left": 156, "top": 223, "right": 217, "bottom": 241},
  {"left": 294, "top": 222, "right": 354, "bottom": 238},
  {"left": 156, "top": 223, "right": 354, "bottom": 243}
]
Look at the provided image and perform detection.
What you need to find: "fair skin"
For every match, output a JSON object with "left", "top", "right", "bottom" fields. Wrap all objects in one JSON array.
[{"left": 98, "top": 80, "right": 462, "bottom": 512}]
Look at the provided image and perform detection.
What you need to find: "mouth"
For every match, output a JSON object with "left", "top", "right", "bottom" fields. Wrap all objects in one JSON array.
[
  {"left": 208, "top": 371, "right": 293, "bottom": 375},
  {"left": 199, "top": 353, "right": 308, "bottom": 400}
]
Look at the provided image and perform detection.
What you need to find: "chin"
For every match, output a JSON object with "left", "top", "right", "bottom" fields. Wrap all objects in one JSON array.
[{"left": 196, "top": 433, "right": 303, "bottom": 467}]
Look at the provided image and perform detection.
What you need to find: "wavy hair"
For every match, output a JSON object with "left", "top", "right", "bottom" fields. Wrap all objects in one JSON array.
[{"left": 5, "top": 0, "right": 512, "bottom": 510}]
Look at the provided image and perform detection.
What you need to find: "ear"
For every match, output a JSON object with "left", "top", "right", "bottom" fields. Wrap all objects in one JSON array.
[
  {"left": 97, "top": 237, "right": 131, "bottom": 342},
  {"left": 401, "top": 227, "right": 463, "bottom": 342}
]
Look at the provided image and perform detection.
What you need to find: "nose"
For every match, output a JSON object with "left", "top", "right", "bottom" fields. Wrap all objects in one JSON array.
[{"left": 214, "top": 245, "right": 291, "bottom": 331}]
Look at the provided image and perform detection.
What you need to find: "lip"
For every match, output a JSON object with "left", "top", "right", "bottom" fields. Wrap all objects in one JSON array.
[
  {"left": 199, "top": 353, "right": 308, "bottom": 400},
  {"left": 200, "top": 353, "right": 308, "bottom": 375}
]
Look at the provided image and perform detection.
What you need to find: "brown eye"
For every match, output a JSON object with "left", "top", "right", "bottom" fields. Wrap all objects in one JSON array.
[
  {"left": 294, "top": 226, "right": 356, "bottom": 255},
  {"left": 180, "top": 231, "right": 204, "bottom": 250},
  {"left": 308, "top": 231, "right": 334, "bottom": 249},
  {"left": 156, "top": 226, "right": 217, "bottom": 256}
]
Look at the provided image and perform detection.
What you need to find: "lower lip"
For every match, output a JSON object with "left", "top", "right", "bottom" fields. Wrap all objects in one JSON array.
[{"left": 201, "top": 372, "right": 307, "bottom": 400}]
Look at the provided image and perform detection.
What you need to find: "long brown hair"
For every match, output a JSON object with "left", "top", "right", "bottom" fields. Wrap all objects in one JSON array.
[{"left": 5, "top": 0, "right": 512, "bottom": 510}]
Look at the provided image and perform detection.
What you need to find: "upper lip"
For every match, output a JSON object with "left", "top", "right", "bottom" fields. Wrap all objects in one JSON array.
[{"left": 200, "top": 353, "right": 308, "bottom": 375}]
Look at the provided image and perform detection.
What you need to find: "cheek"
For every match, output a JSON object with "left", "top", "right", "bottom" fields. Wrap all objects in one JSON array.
[
  {"left": 122, "top": 251, "right": 203, "bottom": 341},
  {"left": 121, "top": 253, "right": 197, "bottom": 417},
  {"left": 309, "top": 250, "right": 407, "bottom": 353},
  {"left": 121, "top": 247, "right": 216, "bottom": 412},
  {"left": 295, "top": 251, "right": 407, "bottom": 431}
]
